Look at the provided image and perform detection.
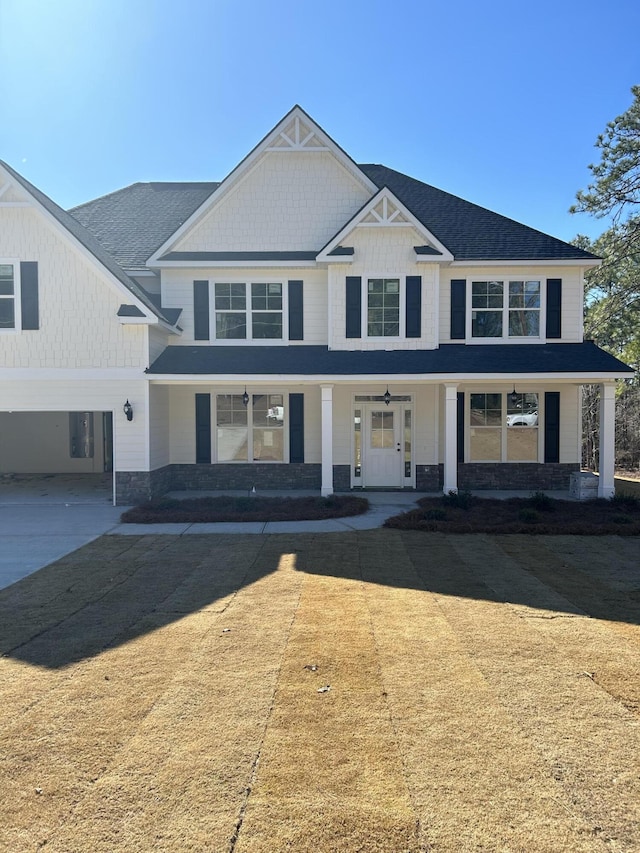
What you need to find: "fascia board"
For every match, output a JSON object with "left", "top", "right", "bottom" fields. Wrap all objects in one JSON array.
[
  {"left": 451, "top": 258, "right": 602, "bottom": 268},
  {"left": 144, "top": 370, "right": 632, "bottom": 383},
  {"left": 317, "top": 187, "right": 454, "bottom": 262},
  {"left": 0, "top": 367, "right": 150, "bottom": 381},
  {"left": 152, "top": 259, "right": 318, "bottom": 269},
  {"left": 146, "top": 105, "right": 379, "bottom": 265}
]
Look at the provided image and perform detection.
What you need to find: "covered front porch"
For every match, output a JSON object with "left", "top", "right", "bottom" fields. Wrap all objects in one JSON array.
[{"left": 123, "top": 375, "right": 619, "bottom": 505}]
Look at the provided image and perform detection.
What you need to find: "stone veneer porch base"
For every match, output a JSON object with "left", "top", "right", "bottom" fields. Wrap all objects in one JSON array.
[{"left": 115, "top": 462, "right": 580, "bottom": 505}]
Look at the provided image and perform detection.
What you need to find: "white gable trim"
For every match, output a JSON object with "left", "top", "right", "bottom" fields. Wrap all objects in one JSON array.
[
  {"left": 316, "top": 187, "right": 454, "bottom": 263},
  {"left": 0, "top": 165, "right": 170, "bottom": 329},
  {"left": 146, "top": 105, "right": 379, "bottom": 264}
]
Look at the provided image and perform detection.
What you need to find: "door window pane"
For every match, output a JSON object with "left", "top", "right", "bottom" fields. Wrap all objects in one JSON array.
[{"left": 371, "top": 410, "right": 394, "bottom": 448}]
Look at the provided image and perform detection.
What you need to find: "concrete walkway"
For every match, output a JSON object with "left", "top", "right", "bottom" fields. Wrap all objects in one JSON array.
[{"left": 0, "top": 484, "right": 574, "bottom": 590}]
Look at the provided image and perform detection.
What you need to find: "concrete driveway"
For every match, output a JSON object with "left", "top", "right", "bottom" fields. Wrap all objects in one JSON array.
[{"left": 0, "top": 504, "right": 125, "bottom": 589}]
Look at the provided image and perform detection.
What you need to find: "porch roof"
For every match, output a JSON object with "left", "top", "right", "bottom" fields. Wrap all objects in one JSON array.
[{"left": 146, "top": 342, "right": 633, "bottom": 377}]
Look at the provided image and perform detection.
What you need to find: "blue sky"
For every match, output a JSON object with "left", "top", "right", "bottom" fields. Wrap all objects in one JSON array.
[{"left": 1, "top": 0, "right": 638, "bottom": 244}]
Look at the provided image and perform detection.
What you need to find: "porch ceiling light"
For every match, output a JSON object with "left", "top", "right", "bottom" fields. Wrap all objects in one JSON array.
[
  {"left": 383, "top": 387, "right": 391, "bottom": 407},
  {"left": 242, "top": 387, "right": 250, "bottom": 407},
  {"left": 509, "top": 386, "right": 519, "bottom": 406},
  {"left": 123, "top": 400, "right": 133, "bottom": 421}
]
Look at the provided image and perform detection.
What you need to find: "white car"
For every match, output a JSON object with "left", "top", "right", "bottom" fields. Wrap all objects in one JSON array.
[{"left": 507, "top": 410, "right": 538, "bottom": 427}]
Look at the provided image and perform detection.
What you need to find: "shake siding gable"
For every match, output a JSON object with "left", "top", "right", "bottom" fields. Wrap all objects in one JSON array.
[
  {"left": 172, "top": 151, "right": 371, "bottom": 253},
  {"left": 0, "top": 209, "right": 147, "bottom": 369}
]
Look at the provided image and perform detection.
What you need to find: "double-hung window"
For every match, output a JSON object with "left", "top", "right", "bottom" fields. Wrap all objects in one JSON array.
[
  {"left": 214, "top": 282, "right": 283, "bottom": 340},
  {"left": 471, "top": 280, "right": 540, "bottom": 338},
  {"left": 367, "top": 278, "right": 400, "bottom": 337},
  {"left": 216, "top": 394, "right": 284, "bottom": 461},
  {"left": 469, "top": 392, "right": 540, "bottom": 461},
  {"left": 0, "top": 263, "right": 18, "bottom": 330}
]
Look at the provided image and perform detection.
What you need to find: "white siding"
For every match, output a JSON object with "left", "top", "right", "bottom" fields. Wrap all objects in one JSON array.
[
  {"left": 0, "top": 379, "right": 149, "bottom": 471},
  {"left": 0, "top": 209, "right": 148, "bottom": 369},
  {"left": 160, "top": 267, "right": 328, "bottom": 346},
  {"left": 148, "top": 326, "right": 170, "bottom": 365},
  {"left": 437, "top": 382, "right": 580, "bottom": 464},
  {"left": 149, "top": 384, "right": 171, "bottom": 469},
  {"left": 328, "top": 227, "right": 439, "bottom": 351},
  {"left": 439, "top": 266, "right": 584, "bottom": 344},
  {"left": 174, "top": 152, "right": 371, "bottom": 252}
]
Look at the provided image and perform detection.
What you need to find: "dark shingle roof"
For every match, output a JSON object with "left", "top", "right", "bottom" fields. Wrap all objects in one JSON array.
[
  {"left": 0, "top": 160, "right": 177, "bottom": 325},
  {"left": 67, "top": 165, "right": 597, "bottom": 266},
  {"left": 70, "top": 182, "right": 218, "bottom": 268},
  {"left": 359, "top": 164, "right": 597, "bottom": 261},
  {"left": 147, "top": 343, "right": 632, "bottom": 377}
]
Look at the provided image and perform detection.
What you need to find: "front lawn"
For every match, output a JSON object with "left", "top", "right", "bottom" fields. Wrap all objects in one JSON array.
[
  {"left": 384, "top": 491, "right": 640, "bottom": 534},
  {"left": 120, "top": 493, "right": 369, "bottom": 523}
]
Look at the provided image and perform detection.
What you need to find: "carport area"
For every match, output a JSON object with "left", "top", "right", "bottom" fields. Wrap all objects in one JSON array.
[{"left": 0, "top": 411, "right": 114, "bottom": 501}]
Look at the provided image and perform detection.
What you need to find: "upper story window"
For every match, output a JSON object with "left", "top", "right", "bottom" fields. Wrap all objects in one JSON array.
[
  {"left": 0, "top": 264, "right": 17, "bottom": 330},
  {"left": 471, "top": 280, "right": 540, "bottom": 338},
  {"left": 367, "top": 278, "right": 400, "bottom": 337},
  {"left": 214, "top": 282, "right": 283, "bottom": 340}
]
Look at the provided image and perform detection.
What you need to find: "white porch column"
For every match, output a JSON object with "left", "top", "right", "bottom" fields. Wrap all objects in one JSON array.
[
  {"left": 598, "top": 382, "right": 616, "bottom": 498},
  {"left": 443, "top": 383, "right": 458, "bottom": 494},
  {"left": 321, "top": 384, "right": 334, "bottom": 496}
]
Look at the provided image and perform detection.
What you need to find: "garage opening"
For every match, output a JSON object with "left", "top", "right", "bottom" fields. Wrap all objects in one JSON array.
[{"left": 0, "top": 411, "right": 114, "bottom": 504}]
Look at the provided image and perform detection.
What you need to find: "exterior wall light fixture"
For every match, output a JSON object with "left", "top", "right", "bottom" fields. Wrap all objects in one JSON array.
[
  {"left": 383, "top": 387, "right": 391, "bottom": 406},
  {"left": 123, "top": 400, "right": 133, "bottom": 421},
  {"left": 242, "top": 388, "right": 250, "bottom": 407}
]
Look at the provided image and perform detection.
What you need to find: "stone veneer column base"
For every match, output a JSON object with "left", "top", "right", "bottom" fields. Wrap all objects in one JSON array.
[{"left": 415, "top": 465, "right": 444, "bottom": 491}]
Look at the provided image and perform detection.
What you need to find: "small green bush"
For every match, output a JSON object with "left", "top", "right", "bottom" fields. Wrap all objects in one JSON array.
[
  {"left": 529, "top": 491, "right": 555, "bottom": 512},
  {"left": 442, "top": 490, "right": 473, "bottom": 510},
  {"left": 609, "top": 493, "right": 639, "bottom": 510}
]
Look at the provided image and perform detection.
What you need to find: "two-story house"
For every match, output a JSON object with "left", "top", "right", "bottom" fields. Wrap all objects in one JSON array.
[{"left": 0, "top": 106, "right": 633, "bottom": 505}]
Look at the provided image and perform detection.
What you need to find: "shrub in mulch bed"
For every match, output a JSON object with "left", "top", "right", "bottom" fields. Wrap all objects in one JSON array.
[
  {"left": 121, "top": 494, "right": 370, "bottom": 524},
  {"left": 384, "top": 491, "right": 640, "bottom": 535}
]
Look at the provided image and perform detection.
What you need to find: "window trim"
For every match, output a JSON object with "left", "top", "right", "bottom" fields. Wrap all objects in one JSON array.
[
  {"left": 467, "top": 390, "right": 543, "bottom": 462},
  {"left": 362, "top": 276, "right": 407, "bottom": 341},
  {"left": 466, "top": 279, "right": 546, "bottom": 343},
  {"left": 0, "top": 260, "right": 21, "bottom": 334},
  {"left": 210, "top": 279, "right": 289, "bottom": 345},
  {"left": 214, "top": 391, "right": 289, "bottom": 463}
]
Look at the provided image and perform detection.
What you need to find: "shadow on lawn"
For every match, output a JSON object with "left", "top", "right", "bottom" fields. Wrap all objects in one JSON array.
[{"left": 1, "top": 529, "right": 639, "bottom": 670}]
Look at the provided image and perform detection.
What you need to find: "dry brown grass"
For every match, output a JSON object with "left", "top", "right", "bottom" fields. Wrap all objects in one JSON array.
[{"left": 1, "top": 530, "right": 639, "bottom": 852}]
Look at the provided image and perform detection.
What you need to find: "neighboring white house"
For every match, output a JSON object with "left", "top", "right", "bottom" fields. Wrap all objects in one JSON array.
[{"left": 0, "top": 106, "right": 633, "bottom": 504}]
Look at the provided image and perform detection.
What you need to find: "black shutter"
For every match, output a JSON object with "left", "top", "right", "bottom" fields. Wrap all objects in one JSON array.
[
  {"left": 193, "top": 280, "right": 210, "bottom": 340},
  {"left": 345, "top": 276, "right": 362, "bottom": 338},
  {"left": 544, "top": 392, "right": 560, "bottom": 463},
  {"left": 546, "top": 278, "right": 562, "bottom": 339},
  {"left": 288, "top": 280, "right": 303, "bottom": 340},
  {"left": 195, "top": 394, "right": 211, "bottom": 463},
  {"left": 405, "top": 276, "right": 422, "bottom": 338},
  {"left": 20, "top": 261, "right": 39, "bottom": 330},
  {"left": 450, "top": 279, "right": 466, "bottom": 339},
  {"left": 289, "top": 393, "right": 305, "bottom": 463},
  {"left": 457, "top": 392, "right": 465, "bottom": 463}
]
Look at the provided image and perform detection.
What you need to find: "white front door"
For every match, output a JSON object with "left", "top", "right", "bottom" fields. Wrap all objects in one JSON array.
[{"left": 363, "top": 405, "right": 403, "bottom": 487}]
